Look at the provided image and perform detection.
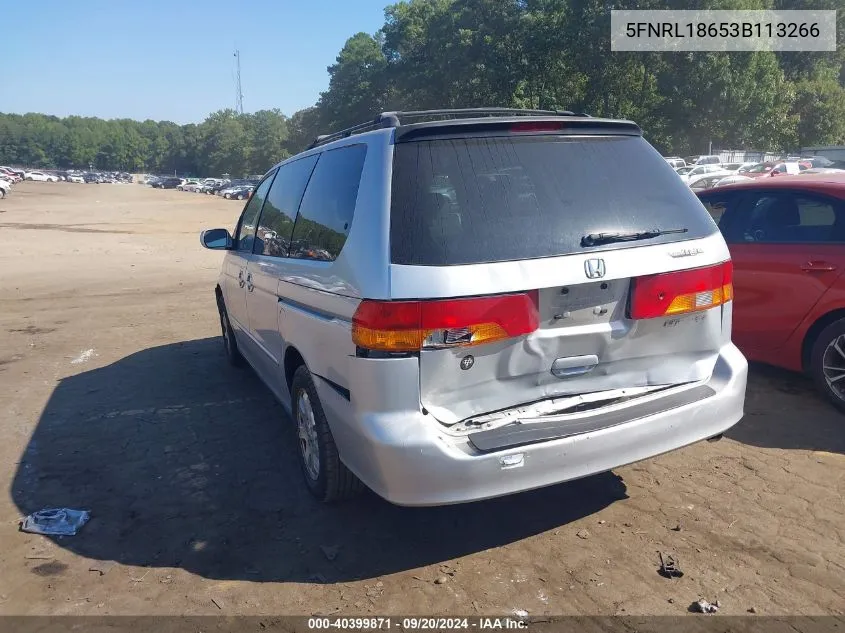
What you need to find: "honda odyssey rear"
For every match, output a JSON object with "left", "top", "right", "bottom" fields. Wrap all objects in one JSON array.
[{"left": 202, "top": 109, "right": 748, "bottom": 506}]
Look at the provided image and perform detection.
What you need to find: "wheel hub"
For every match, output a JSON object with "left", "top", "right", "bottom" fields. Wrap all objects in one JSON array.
[
  {"left": 297, "top": 391, "right": 320, "bottom": 480},
  {"left": 822, "top": 334, "right": 845, "bottom": 399}
]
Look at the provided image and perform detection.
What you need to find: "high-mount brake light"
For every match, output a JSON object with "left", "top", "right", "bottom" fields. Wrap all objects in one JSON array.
[
  {"left": 629, "top": 261, "right": 733, "bottom": 320},
  {"left": 509, "top": 122, "right": 564, "bottom": 133},
  {"left": 352, "top": 292, "right": 540, "bottom": 352}
]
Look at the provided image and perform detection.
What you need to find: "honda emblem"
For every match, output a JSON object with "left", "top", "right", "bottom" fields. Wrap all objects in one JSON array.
[{"left": 584, "top": 258, "right": 606, "bottom": 279}]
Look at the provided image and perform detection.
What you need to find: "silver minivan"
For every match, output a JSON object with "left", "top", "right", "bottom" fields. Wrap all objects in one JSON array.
[{"left": 201, "top": 108, "right": 747, "bottom": 506}]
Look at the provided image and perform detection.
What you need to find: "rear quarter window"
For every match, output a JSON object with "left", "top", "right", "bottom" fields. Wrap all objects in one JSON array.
[
  {"left": 289, "top": 144, "right": 367, "bottom": 262},
  {"left": 390, "top": 134, "right": 717, "bottom": 266}
]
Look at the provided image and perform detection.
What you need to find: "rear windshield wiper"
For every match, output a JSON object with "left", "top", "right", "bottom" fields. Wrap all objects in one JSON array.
[{"left": 580, "top": 227, "right": 688, "bottom": 247}]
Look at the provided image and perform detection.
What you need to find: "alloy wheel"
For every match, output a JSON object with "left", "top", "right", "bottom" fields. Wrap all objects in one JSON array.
[
  {"left": 821, "top": 334, "right": 845, "bottom": 400},
  {"left": 296, "top": 390, "right": 320, "bottom": 481}
]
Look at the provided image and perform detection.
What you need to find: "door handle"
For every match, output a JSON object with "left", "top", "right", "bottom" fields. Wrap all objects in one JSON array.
[
  {"left": 801, "top": 261, "right": 837, "bottom": 272},
  {"left": 237, "top": 270, "right": 245, "bottom": 288},
  {"left": 246, "top": 272, "right": 254, "bottom": 292}
]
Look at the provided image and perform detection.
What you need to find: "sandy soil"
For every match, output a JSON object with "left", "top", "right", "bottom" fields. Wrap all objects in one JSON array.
[{"left": 0, "top": 181, "right": 842, "bottom": 618}]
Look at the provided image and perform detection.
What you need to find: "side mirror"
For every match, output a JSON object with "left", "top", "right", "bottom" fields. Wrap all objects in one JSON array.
[{"left": 200, "top": 228, "right": 233, "bottom": 250}]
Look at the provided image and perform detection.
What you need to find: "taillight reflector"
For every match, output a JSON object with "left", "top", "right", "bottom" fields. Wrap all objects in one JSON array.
[
  {"left": 630, "top": 261, "right": 733, "bottom": 320},
  {"left": 352, "top": 292, "right": 539, "bottom": 352}
]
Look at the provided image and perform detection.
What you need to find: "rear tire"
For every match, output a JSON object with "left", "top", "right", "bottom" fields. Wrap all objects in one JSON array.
[
  {"left": 810, "top": 318, "right": 845, "bottom": 413},
  {"left": 216, "top": 294, "right": 244, "bottom": 367},
  {"left": 291, "top": 365, "right": 363, "bottom": 503}
]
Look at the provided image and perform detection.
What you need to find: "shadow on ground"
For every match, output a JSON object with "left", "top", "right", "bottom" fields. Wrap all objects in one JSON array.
[
  {"left": 727, "top": 362, "right": 845, "bottom": 454},
  {"left": 11, "top": 337, "right": 627, "bottom": 583}
]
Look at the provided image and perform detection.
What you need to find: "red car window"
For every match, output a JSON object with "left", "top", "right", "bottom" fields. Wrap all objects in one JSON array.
[{"left": 722, "top": 191, "right": 844, "bottom": 244}]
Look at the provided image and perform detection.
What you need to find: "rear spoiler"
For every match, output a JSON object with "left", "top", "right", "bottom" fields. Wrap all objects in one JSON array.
[{"left": 394, "top": 117, "right": 642, "bottom": 143}]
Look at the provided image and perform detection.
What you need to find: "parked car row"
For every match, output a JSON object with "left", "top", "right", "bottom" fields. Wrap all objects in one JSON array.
[
  {"left": 3, "top": 168, "right": 133, "bottom": 183},
  {"left": 1, "top": 166, "right": 135, "bottom": 196},
  {"left": 73, "top": 171, "right": 134, "bottom": 183},
  {"left": 0, "top": 166, "right": 20, "bottom": 198},
  {"left": 669, "top": 156, "right": 845, "bottom": 194},
  {"left": 666, "top": 154, "right": 845, "bottom": 171},
  {"left": 144, "top": 175, "right": 258, "bottom": 200}
]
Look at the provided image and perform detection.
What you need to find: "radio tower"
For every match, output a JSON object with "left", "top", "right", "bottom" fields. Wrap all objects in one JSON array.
[{"left": 234, "top": 49, "right": 244, "bottom": 115}]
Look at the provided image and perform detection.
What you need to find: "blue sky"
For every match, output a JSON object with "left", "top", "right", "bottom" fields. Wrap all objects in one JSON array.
[{"left": 1, "top": 0, "right": 388, "bottom": 123}]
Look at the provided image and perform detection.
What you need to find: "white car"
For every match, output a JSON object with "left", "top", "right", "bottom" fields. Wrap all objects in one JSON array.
[
  {"left": 679, "top": 164, "right": 722, "bottom": 183},
  {"left": 687, "top": 170, "right": 735, "bottom": 191},
  {"left": 68, "top": 174, "right": 85, "bottom": 183},
  {"left": 0, "top": 179, "right": 10, "bottom": 198},
  {"left": 713, "top": 174, "right": 753, "bottom": 187},
  {"left": 25, "top": 171, "right": 58, "bottom": 182},
  {"left": 694, "top": 155, "right": 722, "bottom": 165},
  {"left": 664, "top": 157, "right": 686, "bottom": 169}
]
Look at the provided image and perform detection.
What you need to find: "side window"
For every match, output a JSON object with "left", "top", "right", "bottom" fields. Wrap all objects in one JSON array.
[
  {"left": 290, "top": 144, "right": 367, "bottom": 262},
  {"left": 699, "top": 192, "right": 736, "bottom": 226},
  {"left": 253, "top": 155, "right": 319, "bottom": 258},
  {"left": 235, "top": 172, "right": 275, "bottom": 253},
  {"left": 726, "top": 191, "right": 844, "bottom": 244},
  {"left": 796, "top": 195, "right": 836, "bottom": 226}
]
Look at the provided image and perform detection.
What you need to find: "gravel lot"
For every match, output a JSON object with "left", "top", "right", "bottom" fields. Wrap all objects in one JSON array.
[{"left": 0, "top": 182, "right": 842, "bottom": 618}]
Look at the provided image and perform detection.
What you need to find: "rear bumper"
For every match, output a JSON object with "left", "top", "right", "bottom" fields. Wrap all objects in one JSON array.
[{"left": 329, "top": 343, "right": 747, "bottom": 506}]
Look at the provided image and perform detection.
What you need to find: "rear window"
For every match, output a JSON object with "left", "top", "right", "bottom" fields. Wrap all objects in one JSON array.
[{"left": 389, "top": 134, "right": 717, "bottom": 266}]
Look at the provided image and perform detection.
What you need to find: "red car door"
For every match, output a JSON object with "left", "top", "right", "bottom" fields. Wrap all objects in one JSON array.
[{"left": 721, "top": 189, "right": 845, "bottom": 355}]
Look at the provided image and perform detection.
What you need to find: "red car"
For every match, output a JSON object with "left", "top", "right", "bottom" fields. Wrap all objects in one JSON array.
[
  {"left": 0, "top": 167, "right": 21, "bottom": 183},
  {"left": 697, "top": 174, "right": 845, "bottom": 410},
  {"left": 742, "top": 161, "right": 809, "bottom": 178}
]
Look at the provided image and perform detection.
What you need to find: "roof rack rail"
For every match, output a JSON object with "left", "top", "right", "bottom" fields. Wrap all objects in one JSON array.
[{"left": 306, "top": 107, "right": 586, "bottom": 149}]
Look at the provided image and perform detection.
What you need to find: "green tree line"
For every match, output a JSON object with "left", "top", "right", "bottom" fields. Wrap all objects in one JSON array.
[
  {"left": 0, "top": 109, "right": 295, "bottom": 176},
  {"left": 2, "top": 0, "right": 844, "bottom": 175}
]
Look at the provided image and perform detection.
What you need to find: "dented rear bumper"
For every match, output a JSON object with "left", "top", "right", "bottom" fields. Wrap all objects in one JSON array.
[{"left": 318, "top": 343, "right": 747, "bottom": 507}]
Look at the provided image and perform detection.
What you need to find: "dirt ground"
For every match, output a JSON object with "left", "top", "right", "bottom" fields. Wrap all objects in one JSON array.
[{"left": 0, "top": 181, "right": 843, "bottom": 618}]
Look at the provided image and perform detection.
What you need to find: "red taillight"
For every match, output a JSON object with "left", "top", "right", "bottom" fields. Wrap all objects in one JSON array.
[
  {"left": 352, "top": 292, "right": 540, "bottom": 352},
  {"left": 630, "top": 261, "right": 733, "bottom": 320},
  {"left": 509, "top": 122, "right": 563, "bottom": 133}
]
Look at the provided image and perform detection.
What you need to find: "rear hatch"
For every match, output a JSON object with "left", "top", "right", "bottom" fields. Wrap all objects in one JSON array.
[{"left": 356, "top": 121, "right": 731, "bottom": 427}]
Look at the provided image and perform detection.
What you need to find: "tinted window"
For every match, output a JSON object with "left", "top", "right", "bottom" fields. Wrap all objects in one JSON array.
[
  {"left": 698, "top": 191, "right": 740, "bottom": 226},
  {"left": 747, "top": 164, "right": 772, "bottom": 174},
  {"left": 727, "top": 191, "right": 845, "bottom": 244},
  {"left": 235, "top": 172, "right": 275, "bottom": 253},
  {"left": 254, "top": 155, "right": 319, "bottom": 258},
  {"left": 390, "top": 135, "right": 717, "bottom": 266},
  {"left": 290, "top": 145, "right": 367, "bottom": 262}
]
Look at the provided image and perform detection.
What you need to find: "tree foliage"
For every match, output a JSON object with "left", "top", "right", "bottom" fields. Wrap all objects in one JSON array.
[{"left": 2, "top": 0, "right": 844, "bottom": 173}]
